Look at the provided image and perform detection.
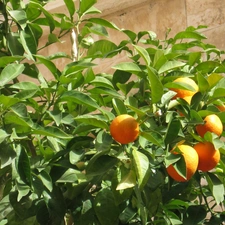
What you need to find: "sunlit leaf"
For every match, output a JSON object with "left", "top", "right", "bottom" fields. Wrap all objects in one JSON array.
[
  {"left": 60, "top": 90, "right": 100, "bottom": 110},
  {"left": 74, "top": 114, "right": 109, "bottom": 130},
  {"left": 0, "top": 64, "right": 25, "bottom": 87},
  {"left": 116, "top": 170, "right": 136, "bottom": 190},
  {"left": 132, "top": 148, "right": 151, "bottom": 190},
  {"left": 8, "top": 10, "right": 27, "bottom": 30},
  {"left": 147, "top": 66, "right": 163, "bottom": 103},
  {"left": 158, "top": 61, "right": 186, "bottom": 74},
  {"left": 87, "top": 39, "right": 117, "bottom": 58},
  {"left": 63, "top": 0, "right": 75, "bottom": 18},
  {"left": 88, "top": 18, "right": 120, "bottom": 30},
  {"left": 112, "top": 62, "right": 141, "bottom": 74},
  {"left": 206, "top": 172, "right": 224, "bottom": 205},
  {"left": 79, "top": 0, "right": 97, "bottom": 17},
  {"left": 133, "top": 44, "right": 151, "bottom": 65}
]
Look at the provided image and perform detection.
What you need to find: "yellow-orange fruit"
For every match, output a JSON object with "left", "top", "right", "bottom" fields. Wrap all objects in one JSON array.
[
  {"left": 193, "top": 142, "right": 220, "bottom": 172},
  {"left": 196, "top": 114, "right": 223, "bottom": 138},
  {"left": 110, "top": 114, "right": 139, "bottom": 144},
  {"left": 166, "top": 145, "right": 199, "bottom": 182},
  {"left": 216, "top": 104, "right": 225, "bottom": 112},
  {"left": 170, "top": 77, "right": 198, "bottom": 101}
]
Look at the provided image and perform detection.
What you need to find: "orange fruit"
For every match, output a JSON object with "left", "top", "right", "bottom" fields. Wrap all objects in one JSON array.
[
  {"left": 196, "top": 114, "right": 223, "bottom": 138},
  {"left": 216, "top": 104, "right": 225, "bottom": 112},
  {"left": 170, "top": 77, "right": 198, "bottom": 103},
  {"left": 110, "top": 114, "right": 139, "bottom": 144},
  {"left": 166, "top": 145, "right": 199, "bottom": 182},
  {"left": 193, "top": 142, "right": 220, "bottom": 172}
]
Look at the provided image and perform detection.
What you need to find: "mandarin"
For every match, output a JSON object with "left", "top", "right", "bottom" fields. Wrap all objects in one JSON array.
[
  {"left": 193, "top": 142, "right": 220, "bottom": 172},
  {"left": 166, "top": 145, "right": 199, "bottom": 182},
  {"left": 196, "top": 114, "right": 223, "bottom": 138},
  {"left": 170, "top": 77, "right": 198, "bottom": 103},
  {"left": 110, "top": 114, "right": 139, "bottom": 144}
]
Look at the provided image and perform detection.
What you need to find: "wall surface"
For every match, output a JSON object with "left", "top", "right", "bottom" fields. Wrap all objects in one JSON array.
[{"left": 40, "top": 0, "right": 225, "bottom": 77}]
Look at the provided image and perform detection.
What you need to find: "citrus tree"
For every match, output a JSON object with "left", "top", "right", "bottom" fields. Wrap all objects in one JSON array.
[{"left": 1, "top": 0, "right": 225, "bottom": 224}]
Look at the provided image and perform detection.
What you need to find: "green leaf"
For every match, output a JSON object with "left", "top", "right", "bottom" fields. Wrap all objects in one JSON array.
[
  {"left": 116, "top": 170, "right": 136, "bottom": 190},
  {"left": 32, "top": 126, "right": 72, "bottom": 139},
  {"left": 35, "top": 55, "right": 60, "bottom": 78},
  {"left": 0, "top": 63, "right": 25, "bottom": 87},
  {"left": 183, "top": 205, "right": 207, "bottom": 225},
  {"left": 90, "top": 75, "right": 114, "bottom": 89},
  {"left": 0, "top": 195, "right": 12, "bottom": 221},
  {"left": 196, "top": 73, "right": 209, "bottom": 92},
  {"left": 112, "top": 70, "right": 132, "bottom": 90},
  {"left": 63, "top": 0, "right": 75, "bottom": 18},
  {"left": 174, "top": 31, "right": 206, "bottom": 41},
  {"left": 88, "top": 18, "right": 120, "bottom": 30},
  {"left": 0, "top": 130, "right": 9, "bottom": 144},
  {"left": 0, "top": 56, "right": 23, "bottom": 68},
  {"left": 60, "top": 90, "right": 100, "bottom": 110},
  {"left": 7, "top": 32, "right": 24, "bottom": 55},
  {"left": 56, "top": 168, "right": 80, "bottom": 183},
  {"left": 112, "top": 98, "right": 127, "bottom": 115},
  {"left": 62, "top": 60, "right": 95, "bottom": 76},
  {"left": 89, "top": 86, "right": 122, "bottom": 98},
  {"left": 173, "top": 154, "right": 187, "bottom": 180},
  {"left": 87, "top": 39, "right": 117, "bottom": 58},
  {"left": 153, "top": 49, "right": 167, "bottom": 70},
  {"left": 132, "top": 148, "right": 151, "bottom": 190},
  {"left": 147, "top": 66, "right": 164, "bottom": 103},
  {"left": 74, "top": 114, "right": 109, "bottom": 130},
  {"left": 164, "top": 118, "right": 181, "bottom": 146},
  {"left": 207, "top": 73, "right": 223, "bottom": 88},
  {"left": 10, "top": 81, "right": 39, "bottom": 90},
  {"left": 165, "top": 150, "right": 181, "bottom": 168},
  {"left": 133, "top": 44, "right": 151, "bottom": 65},
  {"left": 205, "top": 172, "right": 224, "bottom": 204},
  {"left": 20, "top": 28, "right": 37, "bottom": 60},
  {"left": 0, "top": 142, "right": 16, "bottom": 168},
  {"left": 95, "top": 130, "right": 112, "bottom": 152},
  {"left": 8, "top": 10, "right": 27, "bottom": 30},
  {"left": 119, "top": 206, "right": 136, "bottom": 224},
  {"left": 195, "top": 61, "right": 221, "bottom": 73},
  {"left": 38, "top": 170, "right": 53, "bottom": 192},
  {"left": 122, "top": 29, "right": 137, "bottom": 41},
  {"left": 79, "top": 0, "right": 97, "bottom": 17},
  {"left": 47, "top": 110, "right": 62, "bottom": 126},
  {"left": 188, "top": 52, "right": 201, "bottom": 66},
  {"left": 86, "top": 155, "right": 118, "bottom": 176},
  {"left": 112, "top": 62, "right": 141, "bottom": 74},
  {"left": 158, "top": 61, "right": 186, "bottom": 74},
  {"left": 140, "top": 131, "right": 164, "bottom": 147},
  {"left": 210, "top": 88, "right": 225, "bottom": 100},
  {"left": 94, "top": 188, "right": 120, "bottom": 225},
  {"left": 16, "top": 147, "right": 31, "bottom": 186},
  {"left": 30, "top": 1, "right": 55, "bottom": 32}
]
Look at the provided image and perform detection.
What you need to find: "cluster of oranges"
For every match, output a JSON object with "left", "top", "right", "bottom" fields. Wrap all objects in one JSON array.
[
  {"left": 167, "top": 77, "right": 223, "bottom": 182},
  {"left": 109, "top": 77, "right": 223, "bottom": 182}
]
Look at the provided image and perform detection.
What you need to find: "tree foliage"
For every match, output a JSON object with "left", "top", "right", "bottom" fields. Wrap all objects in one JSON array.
[{"left": 0, "top": 0, "right": 225, "bottom": 224}]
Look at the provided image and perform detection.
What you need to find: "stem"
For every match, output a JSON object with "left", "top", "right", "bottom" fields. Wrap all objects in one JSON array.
[
  {"left": 198, "top": 173, "right": 214, "bottom": 215},
  {"left": 134, "top": 185, "right": 148, "bottom": 225},
  {"left": 28, "top": 135, "right": 37, "bottom": 157}
]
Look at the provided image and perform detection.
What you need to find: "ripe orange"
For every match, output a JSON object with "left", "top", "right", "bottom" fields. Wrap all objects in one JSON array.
[
  {"left": 170, "top": 77, "right": 198, "bottom": 103},
  {"left": 196, "top": 114, "right": 223, "bottom": 138},
  {"left": 166, "top": 145, "right": 199, "bottom": 182},
  {"left": 110, "top": 114, "right": 139, "bottom": 144},
  {"left": 193, "top": 142, "right": 220, "bottom": 172},
  {"left": 216, "top": 104, "right": 225, "bottom": 112}
]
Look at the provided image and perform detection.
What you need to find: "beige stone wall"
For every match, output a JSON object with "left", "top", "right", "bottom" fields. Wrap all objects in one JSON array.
[{"left": 39, "top": 0, "right": 225, "bottom": 77}]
